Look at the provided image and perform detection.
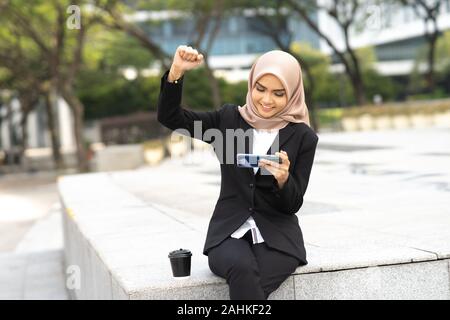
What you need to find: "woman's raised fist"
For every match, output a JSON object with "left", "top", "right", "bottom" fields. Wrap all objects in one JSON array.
[{"left": 170, "top": 45, "right": 204, "bottom": 80}]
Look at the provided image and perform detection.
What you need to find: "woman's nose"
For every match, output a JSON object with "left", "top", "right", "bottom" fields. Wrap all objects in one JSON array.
[{"left": 262, "top": 93, "right": 273, "bottom": 104}]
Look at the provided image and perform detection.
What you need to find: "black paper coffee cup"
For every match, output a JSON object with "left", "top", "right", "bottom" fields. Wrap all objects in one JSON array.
[{"left": 168, "top": 248, "right": 192, "bottom": 277}]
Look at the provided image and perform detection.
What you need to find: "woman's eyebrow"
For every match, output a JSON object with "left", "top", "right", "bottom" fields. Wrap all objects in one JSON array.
[{"left": 256, "top": 81, "right": 285, "bottom": 91}]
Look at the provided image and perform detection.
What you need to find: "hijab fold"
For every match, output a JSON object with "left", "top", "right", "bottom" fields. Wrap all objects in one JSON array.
[{"left": 238, "top": 50, "right": 310, "bottom": 130}]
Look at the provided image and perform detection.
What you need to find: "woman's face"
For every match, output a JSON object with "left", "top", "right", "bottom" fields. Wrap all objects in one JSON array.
[{"left": 251, "top": 74, "right": 287, "bottom": 119}]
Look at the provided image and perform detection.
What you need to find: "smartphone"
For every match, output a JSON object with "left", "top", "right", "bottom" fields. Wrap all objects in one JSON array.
[{"left": 236, "top": 153, "right": 281, "bottom": 168}]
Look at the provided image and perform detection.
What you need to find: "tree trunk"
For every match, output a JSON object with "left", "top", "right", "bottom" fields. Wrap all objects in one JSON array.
[
  {"left": 191, "top": 1, "right": 224, "bottom": 110},
  {"left": 18, "top": 103, "right": 31, "bottom": 166},
  {"left": 202, "top": 53, "right": 222, "bottom": 109},
  {"left": 17, "top": 93, "right": 35, "bottom": 165},
  {"left": 5, "top": 99, "right": 14, "bottom": 165},
  {"left": 45, "top": 92, "right": 64, "bottom": 169},
  {"left": 353, "top": 74, "right": 367, "bottom": 106},
  {"left": 287, "top": 0, "right": 367, "bottom": 106},
  {"left": 250, "top": 8, "right": 320, "bottom": 131},
  {"left": 291, "top": 52, "right": 319, "bottom": 132},
  {"left": 343, "top": 26, "right": 366, "bottom": 106},
  {"left": 61, "top": 88, "right": 88, "bottom": 172},
  {"left": 0, "top": 107, "right": 2, "bottom": 150},
  {"left": 425, "top": 30, "right": 438, "bottom": 92},
  {"left": 302, "top": 64, "right": 319, "bottom": 132}
]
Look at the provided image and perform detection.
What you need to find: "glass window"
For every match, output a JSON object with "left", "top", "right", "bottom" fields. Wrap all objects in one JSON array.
[
  {"left": 171, "top": 19, "right": 191, "bottom": 35},
  {"left": 229, "top": 17, "right": 238, "bottom": 33}
]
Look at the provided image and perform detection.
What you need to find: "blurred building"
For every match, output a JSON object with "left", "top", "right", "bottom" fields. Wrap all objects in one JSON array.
[
  {"left": 0, "top": 95, "right": 75, "bottom": 165},
  {"left": 319, "top": 0, "right": 450, "bottom": 76},
  {"left": 131, "top": 2, "right": 450, "bottom": 80},
  {"left": 129, "top": 8, "right": 320, "bottom": 82}
]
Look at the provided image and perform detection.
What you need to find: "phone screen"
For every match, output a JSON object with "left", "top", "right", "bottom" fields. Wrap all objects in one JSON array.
[{"left": 236, "top": 154, "right": 280, "bottom": 168}]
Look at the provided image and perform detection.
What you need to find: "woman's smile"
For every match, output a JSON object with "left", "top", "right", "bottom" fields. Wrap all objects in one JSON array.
[{"left": 260, "top": 104, "right": 275, "bottom": 112}]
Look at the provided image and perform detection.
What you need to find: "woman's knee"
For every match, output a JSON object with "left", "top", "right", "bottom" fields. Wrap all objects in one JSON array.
[{"left": 207, "top": 246, "right": 224, "bottom": 276}]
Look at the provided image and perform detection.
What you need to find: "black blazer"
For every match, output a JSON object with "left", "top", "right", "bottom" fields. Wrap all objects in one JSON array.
[{"left": 157, "top": 70, "right": 319, "bottom": 265}]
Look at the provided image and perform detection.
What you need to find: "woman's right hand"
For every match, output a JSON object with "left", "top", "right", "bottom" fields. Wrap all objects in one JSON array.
[{"left": 169, "top": 45, "right": 204, "bottom": 81}]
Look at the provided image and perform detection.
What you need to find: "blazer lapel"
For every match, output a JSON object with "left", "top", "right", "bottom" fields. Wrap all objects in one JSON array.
[
  {"left": 238, "top": 114, "right": 255, "bottom": 180},
  {"left": 265, "top": 122, "right": 295, "bottom": 155},
  {"left": 238, "top": 115, "right": 253, "bottom": 154}
]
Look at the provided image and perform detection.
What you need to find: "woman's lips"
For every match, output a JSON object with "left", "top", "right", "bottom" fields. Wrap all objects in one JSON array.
[{"left": 260, "top": 104, "right": 274, "bottom": 112}]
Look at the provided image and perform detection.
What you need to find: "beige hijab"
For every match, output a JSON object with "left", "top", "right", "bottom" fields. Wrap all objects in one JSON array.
[{"left": 238, "top": 50, "right": 310, "bottom": 130}]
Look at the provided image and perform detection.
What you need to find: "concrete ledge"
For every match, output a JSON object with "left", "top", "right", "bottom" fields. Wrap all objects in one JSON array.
[
  {"left": 95, "top": 144, "right": 144, "bottom": 172},
  {"left": 58, "top": 171, "right": 450, "bottom": 300}
]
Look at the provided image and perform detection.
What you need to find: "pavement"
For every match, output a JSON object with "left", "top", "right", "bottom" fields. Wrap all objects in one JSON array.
[
  {"left": 0, "top": 171, "right": 68, "bottom": 300},
  {"left": 0, "top": 250, "right": 67, "bottom": 300}
]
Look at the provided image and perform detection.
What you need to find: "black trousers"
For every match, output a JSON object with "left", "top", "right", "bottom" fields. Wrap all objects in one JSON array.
[{"left": 208, "top": 230, "right": 300, "bottom": 300}]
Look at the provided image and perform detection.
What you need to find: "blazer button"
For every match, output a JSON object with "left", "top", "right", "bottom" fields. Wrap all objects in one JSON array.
[
  {"left": 248, "top": 207, "right": 253, "bottom": 212},
  {"left": 249, "top": 183, "right": 254, "bottom": 188}
]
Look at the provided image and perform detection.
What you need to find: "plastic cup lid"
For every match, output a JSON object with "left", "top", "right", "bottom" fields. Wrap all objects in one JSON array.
[{"left": 168, "top": 248, "right": 192, "bottom": 258}]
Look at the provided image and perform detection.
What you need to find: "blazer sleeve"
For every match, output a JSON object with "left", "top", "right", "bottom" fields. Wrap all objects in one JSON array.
[
  {"left": 272, "top": 131, "right": 319, "bottom": 215},
  {"left": 157, "top": 69, "right": 223, "bottom": 143}
]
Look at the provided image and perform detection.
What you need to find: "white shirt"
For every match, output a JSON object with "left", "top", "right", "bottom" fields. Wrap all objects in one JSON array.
[{"left": 230, "top": 128, "right": 279, "bottom": 244}]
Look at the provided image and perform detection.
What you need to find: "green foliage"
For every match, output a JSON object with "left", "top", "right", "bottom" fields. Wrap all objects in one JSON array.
[
  {"left": 220, "top": 80, "right": 248, "bottom": 108},
  {"left": 315, "top": 73, "right": 356, "bottom": 107},
  {"left": 83, "top": 25, "right": 155, "bottom": 72},
  {"left": 76, "top": 21, "right": 159, "bottom": 120},
  {"left": 436, "top": 31, "right": 450, "bottom": 69},
  {"left": 409, "top": 30, "right": 450, "bottom": 94},
  {"left": 363, "top": 69, "right": 398, "bottom": 103},
  {"left": 75, "top": 68, "right": 161, "bottom": 120},
  {"left": 407, "top": 88, "right": 448, "bottom": 101},
  {"left": 355, "top": 46, "right": 377, "bottom": 71},
  {"left": 0, "top": 67, "right": 12, "bottom": 87},
  {"left": 0, "top": 1, "right": 52, "bottom": 91},
  {"left": 291, "top": 41, "right": 356, "bottom": 107},
  {"left": 185, "top": 68, "right": 250, "bottom": 110},
  {"left": 318, "top": 107, "right": 344, "bottom": 126},
  {"left": 178, "top": 68, "right": 213, "bottom": 110},
  {"left": 291, "top": 43, "right": 399, "bottom": 106}
]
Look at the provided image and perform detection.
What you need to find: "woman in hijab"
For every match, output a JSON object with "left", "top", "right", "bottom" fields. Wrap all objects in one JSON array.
[{"left": 158, "top": 45, "right": 319, "bottom": 300}]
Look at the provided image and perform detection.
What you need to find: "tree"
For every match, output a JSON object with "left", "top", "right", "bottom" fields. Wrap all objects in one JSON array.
[
  {"left": 1, "top": 0, "right": 103, "bottom": 172},
  {"left": 285, "top": 0, "right": 369, "bottom": 105},
  {"left": 95, "top": 0, "right": 234, "bottom": 110},
  {"left": 0, "top": 10, "right": 58, "bottom": 167},
  {"left": 75, "top": 26, "right": 159, "bottom": 119},
  {"left": 94, "top": 0, "right": 172, "bottom": 69},
  {"left": 400, "top": 0, "right": 442, "bottom": 92},
  {"left": 189, "top": 0, "right": 225, "bottom": 109},
  {"left": 256, "top": 0, "right": 320, "bottom": 130},
  {"left": 435, "top": 30, "right": 450, "bottom": 73}
]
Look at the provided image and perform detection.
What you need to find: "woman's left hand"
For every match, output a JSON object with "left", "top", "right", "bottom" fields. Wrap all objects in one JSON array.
[{"left": 258, "top": 150, "right": 290, "bottom": 189}]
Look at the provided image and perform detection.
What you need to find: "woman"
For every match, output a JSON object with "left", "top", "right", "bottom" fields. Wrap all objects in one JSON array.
[{"left": 157, "top": 45, "right": 319, "bottom": 300}]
